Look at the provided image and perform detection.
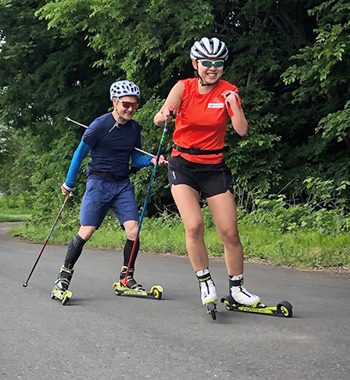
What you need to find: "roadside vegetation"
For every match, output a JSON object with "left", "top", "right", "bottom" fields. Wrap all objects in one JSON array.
[
  {"left": 5, "top": 178, "right": 350, "bottom": 270},
  {"left": 0, "top": 192, "right": 32, "bottom": 222}
]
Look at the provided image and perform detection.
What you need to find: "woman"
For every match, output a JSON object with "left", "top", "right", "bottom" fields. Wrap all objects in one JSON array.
[{"left": 154, "top": 37, "right": 260, "bottom": 313}]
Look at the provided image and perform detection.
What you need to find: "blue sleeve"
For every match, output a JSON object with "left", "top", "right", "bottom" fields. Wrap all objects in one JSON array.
[
  {"left": 65, "top": 141, "right": 91, "bottom": 187},
  {"left": 131, "top": 150, "right": 152, "bottom": 168}
]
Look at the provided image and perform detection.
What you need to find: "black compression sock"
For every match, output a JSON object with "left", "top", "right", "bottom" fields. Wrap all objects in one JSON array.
[
  {"left": 64, "top": 234, "right": 86, "bottom": 269},
  {"left": 123, "top": 239, "right": 140, "bottom": 268}
]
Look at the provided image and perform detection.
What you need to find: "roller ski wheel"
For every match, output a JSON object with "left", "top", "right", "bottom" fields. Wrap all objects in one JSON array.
[
  {"left": 206, "top": 301, "right": 217, "bottom": 320},
  {"left": 112, "top": 282, "right": 163, "bottom": 300},
  {"left": 51, "top": 287, "right": 73, "bottom": 306},
  {"left": 221, "top": 295, "right": 293, "bottom": 318}
]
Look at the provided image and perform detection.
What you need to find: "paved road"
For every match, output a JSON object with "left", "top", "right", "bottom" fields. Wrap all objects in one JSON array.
[{"left": 0, "top": 222, "right": 349, "bottom": 380}]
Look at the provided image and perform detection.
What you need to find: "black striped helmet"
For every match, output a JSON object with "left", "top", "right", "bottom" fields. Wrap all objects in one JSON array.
[{"left": 190, "top": 37, "right": 228, "bottom": 61}]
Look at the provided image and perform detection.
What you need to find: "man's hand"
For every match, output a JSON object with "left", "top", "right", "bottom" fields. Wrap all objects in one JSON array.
[
  {"left": 151, "top": 155, "right": 167, "bottom": 166},
  {"left": 61, "top": 183, "right": 75, "bottom": 195}
]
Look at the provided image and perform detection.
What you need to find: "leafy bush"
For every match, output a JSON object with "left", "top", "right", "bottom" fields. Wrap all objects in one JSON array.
[
  {"left": 241, "top": 177, "right": 350, "bottom": 234},
  {"left": 0, "top": 191, "right": 34, "bottom": 213}
]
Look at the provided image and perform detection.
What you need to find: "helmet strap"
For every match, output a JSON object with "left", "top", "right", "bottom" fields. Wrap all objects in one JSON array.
[
  {"left": 198, "top": 74, "right": 213, "bottom": 87},
  {"left": 116, "top": 108, "right": 127, "bottom": 124},
  {"left": 193, "top": 65, "right": 214, "bottom": 87}
]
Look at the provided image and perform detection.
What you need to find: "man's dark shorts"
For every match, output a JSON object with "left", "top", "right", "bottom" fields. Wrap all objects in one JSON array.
[
  {"left": 80, "top": 176, "right": 139, "bottom": 228},
  {"left": 168, "top": 156, "right": 233, "bottom": 198}
]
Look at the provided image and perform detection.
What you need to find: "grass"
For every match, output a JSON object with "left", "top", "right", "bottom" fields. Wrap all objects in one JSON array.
[
  {"left": 239, "top": 224, "right": 350, "bottom": 269},
  {"left": 9, "top": 216, "right": 350, "bottom": 271},
  {"left": 0, "top": 214, "right": 31, "bottom": 222},
  {"left": 0, "top": 210, "right": 32, "bottom": 222}
]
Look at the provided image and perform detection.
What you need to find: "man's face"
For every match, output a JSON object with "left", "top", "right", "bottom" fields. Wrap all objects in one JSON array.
[{"left": 113, "top": 96, "right": 139, "bottom": 121}]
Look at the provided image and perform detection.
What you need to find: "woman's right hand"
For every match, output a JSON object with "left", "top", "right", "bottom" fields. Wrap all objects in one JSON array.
[
  {"left": 156, "top": 106, "right": 176, "bottom": 126},
  {"left": 163, "top": 105, "right": 176, "bottom": 124},
  {"left": 154, "top": 82, "right": 183, "bottom": 126}
]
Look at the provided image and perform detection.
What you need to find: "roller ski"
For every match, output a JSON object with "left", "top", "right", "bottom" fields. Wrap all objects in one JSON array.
[
  {"left": 197, "top": 270, "right": 217, "bottom": 320},
  {"left": 51, "top": 266, "right": 73, "bottom": 305},
  {"left": 112, "top": 266, "right": 163, "bottom": 300},
  {"left": 221, "top": 277, "right": 293, "bottom": 318}
]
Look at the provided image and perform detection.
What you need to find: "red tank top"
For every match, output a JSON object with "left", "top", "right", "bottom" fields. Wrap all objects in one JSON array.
[{"left": 172, "top": 78, "right": 237, "bottom": 164}]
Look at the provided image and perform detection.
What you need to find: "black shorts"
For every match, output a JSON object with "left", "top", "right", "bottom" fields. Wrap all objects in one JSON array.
[{"left": 168, "top": 156, "right": 233, "bottom": 198}]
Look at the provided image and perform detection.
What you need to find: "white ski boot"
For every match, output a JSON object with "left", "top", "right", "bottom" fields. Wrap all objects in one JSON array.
[
  {"left": 196, "top": 269, "right": 217, "bottom": 320},
  {"left": 229, "top": 275, "right": 260, "bottom": 306}
]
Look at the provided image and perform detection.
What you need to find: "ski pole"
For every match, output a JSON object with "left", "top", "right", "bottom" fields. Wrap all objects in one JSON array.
[
  {"left": 121, "top": 106, "right": 175, "bottom": 286},
  {"left": 22, "top": 194, "right": 72, "bottom": 287},
  {"left": 65, "top": 117, "right": 87, "bottom": 129},
  {"left": 65, "top": 117, "right": 166, "bottom": 162}
]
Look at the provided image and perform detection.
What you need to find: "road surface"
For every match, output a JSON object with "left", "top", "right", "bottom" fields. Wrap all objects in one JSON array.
[{"left": 0, "top": 222, "right": 349, "bottom": 380}]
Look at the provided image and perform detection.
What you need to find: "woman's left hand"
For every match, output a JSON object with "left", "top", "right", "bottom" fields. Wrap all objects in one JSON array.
[{"left": 222, "top": 90, "right": 241, "bottom": 108}]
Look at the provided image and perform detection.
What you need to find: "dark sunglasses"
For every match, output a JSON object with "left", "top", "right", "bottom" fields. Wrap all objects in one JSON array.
[
  {"left": 117, "top": 99, "right": 139, "bottom": 110},
  {"left": 198, "top": 59, "right": 224, "bottom": 68}
]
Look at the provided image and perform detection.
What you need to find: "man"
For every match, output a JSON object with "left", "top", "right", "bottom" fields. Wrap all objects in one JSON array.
[{"left": 52, "top": 80, "right": 165, "bottom": 302}]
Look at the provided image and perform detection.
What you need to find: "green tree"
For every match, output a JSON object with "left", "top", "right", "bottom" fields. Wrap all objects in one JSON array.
[
  {"left": 0, "top": 0, "right": 113, "bottom": 217},
  {"left": 1, "top": 0, "right": 349, "bottom": 219},
  {"left": 282, "top": 0, "right": 350, "bottom": 193}
]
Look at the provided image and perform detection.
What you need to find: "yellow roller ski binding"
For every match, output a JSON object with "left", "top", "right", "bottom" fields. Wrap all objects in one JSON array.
[
  {"left": 113, "top": 266, "right": 163, "bottom": 300},
  {"left": 51, "top": 266, "right": 73, "bottom": 305}
]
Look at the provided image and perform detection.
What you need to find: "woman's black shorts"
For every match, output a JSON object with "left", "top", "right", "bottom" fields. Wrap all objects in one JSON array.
[{"left": 168, "top": 156, "right": 233, "bottom": 198}]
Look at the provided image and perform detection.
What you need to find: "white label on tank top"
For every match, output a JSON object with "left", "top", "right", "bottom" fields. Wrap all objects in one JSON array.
[{"left": 208, "top": 103, "right": 224, "bottom": 108}]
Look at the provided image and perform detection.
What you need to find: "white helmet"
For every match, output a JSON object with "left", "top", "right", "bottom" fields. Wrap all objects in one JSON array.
[
  {"left": 190, "top": 37, "right": 228, "bottom": 61},
  {"left": 110, "top": 80, "right": 141, "bottom": 100}
]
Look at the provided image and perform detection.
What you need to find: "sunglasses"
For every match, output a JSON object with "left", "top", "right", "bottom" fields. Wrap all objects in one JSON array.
[
  {"left": 198, "top": 59, "right": 224, "bottom": 68},
  {"left": 117, "top": 99, "right": 139, "bottom": 110}
]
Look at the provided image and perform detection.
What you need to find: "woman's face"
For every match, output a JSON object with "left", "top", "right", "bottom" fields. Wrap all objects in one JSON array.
[{"left": 192, "top": 59, "right": 224, "bottom": 85}]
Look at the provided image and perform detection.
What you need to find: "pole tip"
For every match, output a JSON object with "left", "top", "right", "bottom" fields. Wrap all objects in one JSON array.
[{"left": 23, "top": 283, "right": 28, "bottom": 287}]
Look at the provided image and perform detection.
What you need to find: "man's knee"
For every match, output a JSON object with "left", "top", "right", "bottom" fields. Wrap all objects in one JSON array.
[
  {"left": 78, "top": 226, "right": 96, "bottom": 240},
  {"left": 123, "top": 221, "right": 138, "bottom": 240}
]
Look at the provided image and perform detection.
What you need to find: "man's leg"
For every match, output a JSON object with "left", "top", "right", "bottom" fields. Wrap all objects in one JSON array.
[{"left": 53, "top": 226, "right": 96, "bottom": 293}]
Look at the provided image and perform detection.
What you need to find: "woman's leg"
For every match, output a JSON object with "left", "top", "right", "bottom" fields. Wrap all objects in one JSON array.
[
  {"left": 207, "top": 191, "right": 260, "bottom": 305},
  {"left": 172, "top": 184, "right": 217, "bottom": 306},
  {"left": 206, "top": 191, "right": 243, "bottom": 276},
  {"left": 171, "top": 184, "right": 208, "bottom": 271}
]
